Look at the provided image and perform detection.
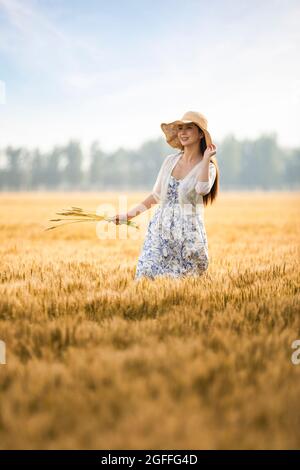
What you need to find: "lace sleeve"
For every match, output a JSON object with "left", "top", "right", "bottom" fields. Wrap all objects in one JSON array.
[{"left": 195, "top": 161, "right": 216, "bottom": 196}]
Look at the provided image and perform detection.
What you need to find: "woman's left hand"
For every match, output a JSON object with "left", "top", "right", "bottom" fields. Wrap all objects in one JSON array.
[{"left": 203, "top": 143, "right": 217, "bottom": 159}]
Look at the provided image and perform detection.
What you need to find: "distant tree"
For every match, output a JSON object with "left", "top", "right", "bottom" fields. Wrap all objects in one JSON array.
[
  {"left": 30, "top": 149, "right": 45, "bottom": 189},
  {"left": 63, "top": 140, "right": 83, "bottom": 187},
  {"left": 283, "top": 147, "right": 300, "bottom": 189},
  {"left": 0, "top": 148, "right": 7, "bottom": 189},
  {"left": 0, "top": 135, "right": 299, "bottom": 191},
  {"left": 89, "top": 141, "right": 106, "bottom": 187},
  {"left": 217, "top": 134, "right": 241, "bottom": 189},
  {"left": 239, "top": 133, "right": 283, "bottom": 189},
  {"left": 46, "top": 146, "right": 64, "bottom": 188},
  {"left": 255, "top": 134, "right": 283, "bottom": 189},
  {"left": 134, "top": 139, "right": 171, "bottom": 189},
  {"left": 5, "top": 146, "right": 23, "bottom": 189}
]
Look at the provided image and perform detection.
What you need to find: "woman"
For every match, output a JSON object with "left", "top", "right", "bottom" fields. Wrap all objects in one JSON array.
[{"left": 110, "top": 110, "right": 219, "bottom": 280}]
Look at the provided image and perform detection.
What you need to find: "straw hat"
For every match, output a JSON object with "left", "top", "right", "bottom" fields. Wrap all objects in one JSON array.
[{"left": 160, "top": 110, "right": 213, "bottom": 150}]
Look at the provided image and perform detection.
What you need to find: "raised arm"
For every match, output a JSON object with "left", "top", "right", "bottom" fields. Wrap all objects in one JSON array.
[{"left": 195, "top": 160, "right": 216, "bottom": 196}]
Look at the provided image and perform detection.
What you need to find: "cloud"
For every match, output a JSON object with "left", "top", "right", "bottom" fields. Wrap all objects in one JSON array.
[
  {"left": 0, "top": 0, "right": 299, "bottom": 151},
  {"left": 0, "top": 0, "right": 108, "bottom": 88}
]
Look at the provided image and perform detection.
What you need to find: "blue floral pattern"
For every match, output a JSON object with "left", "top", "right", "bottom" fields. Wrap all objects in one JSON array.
[{"left": 134, "top": 175, "right": 209, "bottom": 280}]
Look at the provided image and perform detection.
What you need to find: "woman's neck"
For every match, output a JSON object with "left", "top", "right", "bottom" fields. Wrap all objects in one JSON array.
[{"left": 181, "top": 146, "right": 203, "bottom": 164}]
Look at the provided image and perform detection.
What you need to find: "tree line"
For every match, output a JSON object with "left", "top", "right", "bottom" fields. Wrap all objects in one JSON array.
[{"left": 0, "top": 133, "right": 299, "bottom": 191}]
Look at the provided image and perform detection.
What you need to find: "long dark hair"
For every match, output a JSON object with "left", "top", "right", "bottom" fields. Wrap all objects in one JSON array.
[{"left": 197, "top": 125, "right": 219, "bottom": 206}]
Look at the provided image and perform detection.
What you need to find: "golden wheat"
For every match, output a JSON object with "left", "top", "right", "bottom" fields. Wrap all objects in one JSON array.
[
  {"left": 44, "top": 206, "right": 140, "bottom": 231},
  {"left": 0, "top": 191, "right": 299, "bottom": 450}
]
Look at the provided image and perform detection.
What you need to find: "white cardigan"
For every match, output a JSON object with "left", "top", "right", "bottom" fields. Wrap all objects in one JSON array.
[{"left": 152, "top": 151, "right": 217, "bottom": 211}]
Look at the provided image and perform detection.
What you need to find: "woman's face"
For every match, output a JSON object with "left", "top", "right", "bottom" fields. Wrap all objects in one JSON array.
[{"left": 177, "top": 122, "right": 204, "bottom": 147}]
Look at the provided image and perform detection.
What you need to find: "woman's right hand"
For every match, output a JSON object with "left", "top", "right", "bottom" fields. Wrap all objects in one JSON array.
[{"left": 107, "top": 213, "right": 129, "bottom": 225}]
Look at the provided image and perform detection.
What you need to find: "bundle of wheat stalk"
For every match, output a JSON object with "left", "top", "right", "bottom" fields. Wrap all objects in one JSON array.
[{"left": 44, "top": 206, "right": 139, "bottom": 231}]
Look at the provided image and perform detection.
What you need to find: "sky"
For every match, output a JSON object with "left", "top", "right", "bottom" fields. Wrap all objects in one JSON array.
[{"left": 0, "top": 0, "right": 299, "bottom": 153}]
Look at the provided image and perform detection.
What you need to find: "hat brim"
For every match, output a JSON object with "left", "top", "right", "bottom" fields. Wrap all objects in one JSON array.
[{"left": 161, "top": 120, "right": 213, "bottom": 150}]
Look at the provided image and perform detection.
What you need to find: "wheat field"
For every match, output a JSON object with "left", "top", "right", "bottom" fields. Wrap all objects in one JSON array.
[{"left": 0, "top": 191, "right": 299, "bottom": 450}]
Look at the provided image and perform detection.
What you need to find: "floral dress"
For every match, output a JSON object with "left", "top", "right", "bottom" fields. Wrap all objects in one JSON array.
[{"left": 134, "top": 175, "right": 210, "bottom": 280}]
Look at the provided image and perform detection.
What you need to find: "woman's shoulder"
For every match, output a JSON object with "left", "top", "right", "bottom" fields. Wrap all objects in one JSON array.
[{"left": 163, "top": 151, "right": 181, "bottom": 165}]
